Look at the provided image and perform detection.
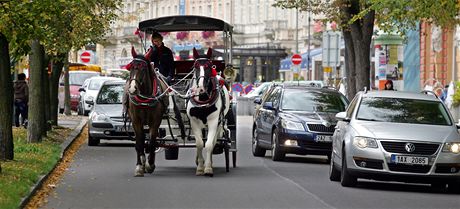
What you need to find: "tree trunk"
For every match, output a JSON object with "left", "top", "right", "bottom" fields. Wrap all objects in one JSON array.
[
  {"left": 42, "top": 50, "right": 51, "bottom": 132},
  {"left": 0, "top": 32, "right": 14, "bottom": 160},
  {"left": 28, "top": 39, "right": 45, "bottom": 143},
  {"left": 340, "top": 1, "right": 375, "bottom": 99},
  {"left": 49, "top": 55, "right": 64, "bottom": 126},
  {"left": 64, "top": 53, "right": 71, "bottom": 116},
  {"left": 343, "top": 31, "right": 357, "bottom": 100}
]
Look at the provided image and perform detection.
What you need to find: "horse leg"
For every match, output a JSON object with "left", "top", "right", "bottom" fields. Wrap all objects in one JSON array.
[
  {"left": 204, "top": 118, "right": 219, "bottom": 177},
  {"left": 146, "top": 121, "right": 160, "bottom": 174},
  {"left": 134, "top": 125, "right": 146, "bottom": 177},
  {"left": 193, "top": 124, "right": 205, "bottom": 176}
]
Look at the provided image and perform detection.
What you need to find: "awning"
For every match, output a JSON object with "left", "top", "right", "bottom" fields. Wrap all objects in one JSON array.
[{"left": 279, "top": 48, "right": 323, "bottom": 70}]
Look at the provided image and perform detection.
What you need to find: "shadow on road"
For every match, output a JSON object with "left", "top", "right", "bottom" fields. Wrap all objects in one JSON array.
[{"left": 353, "top": 180, "right": 459, "bottom": 195}]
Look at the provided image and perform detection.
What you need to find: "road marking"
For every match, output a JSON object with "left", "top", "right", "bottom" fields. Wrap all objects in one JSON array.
[{"left": 263, "top": 162, "right": 336, "bottom": 209}]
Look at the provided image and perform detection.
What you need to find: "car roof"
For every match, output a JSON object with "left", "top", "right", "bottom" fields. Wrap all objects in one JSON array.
[
  {"left": 69, "top": 71, "right": 99, "bottom": 74},
  {"left": 360, "top": 90, "right": 440, "bottom": 101},
  {"left": 102, "top": 80, "right": 126, "bottom": 85},
  {"left": 88, "top": 76, "right": 121, "bottom": 81}
]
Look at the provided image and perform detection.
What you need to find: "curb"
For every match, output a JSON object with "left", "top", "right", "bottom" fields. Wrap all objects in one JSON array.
[{"left": 19, "top": 118, "right": 88, "bottom": 209}]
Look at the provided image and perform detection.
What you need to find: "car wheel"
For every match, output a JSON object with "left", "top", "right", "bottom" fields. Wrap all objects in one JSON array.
[
  {"left": 252, "top": 128, "right": 266, "bottom": 157},
  {"left": 329, "top": 151, "right": 341, "bottom": 182},
  {"left": 271, "top": 129, "right": 285, "bottom": 161},
  {"left": 88, "top": 134, "right": 100, "bottom": 146},
  {"left": 84, "top": 110, "right": 90, "bottom": 116},
  {"left": 59, "top": 107, "right": 64, "bottom": 114},
  {"left": 340, "top": 147, "right": 357, "bottom": 187},
  {"left": 77, "top": 103, "right": 83, "bottom": 115}
]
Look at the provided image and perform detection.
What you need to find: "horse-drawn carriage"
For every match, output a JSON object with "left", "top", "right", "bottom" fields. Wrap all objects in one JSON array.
[{"left": 125, "top": 15, "right": 237, "bottom": 177}]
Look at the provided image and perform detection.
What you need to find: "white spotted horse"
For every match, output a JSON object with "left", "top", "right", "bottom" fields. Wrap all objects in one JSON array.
[
  {"left": 187, "top": 48, "right": 230, "bottom": 177},
  {"left": 126, "top": 47, "right": 169, "bottom": 177}
]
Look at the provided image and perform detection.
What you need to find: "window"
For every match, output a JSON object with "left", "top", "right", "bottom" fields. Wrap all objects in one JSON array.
[
  {"left": 281, "top": 90, "right": 347, "bottom": 113},
  {"left": 97, "top": 85, "right": 124, "bottom": 104},
  {"left": 346, "top": 95, "right": 359, "bottom": 118},
  {"left": 356, "top": 97, "right": 451, "bottom": 125}
]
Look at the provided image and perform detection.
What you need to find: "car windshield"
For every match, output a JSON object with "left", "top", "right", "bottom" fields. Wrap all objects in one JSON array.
[
  {"left": 96, "top": 84, "right": 123, "bottom": 104},
  {"left": 281, "top": 90, "right": 347, "bottom": 112},
  {"left": 89, "top": 79, "right": 108, "bottom": 90},
  {"left": 356, "top": 97, "right": 452, "bottom": 125},
  {"left": 69, "top": 73, "right": 99, "bottom": 86}
]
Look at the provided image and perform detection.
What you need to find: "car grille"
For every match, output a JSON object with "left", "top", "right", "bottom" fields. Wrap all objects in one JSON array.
[
  {"left": 380, "top": 141, "right": 440, "bottom": 155},
  {"left": 92, "top": 123, "right": 113, "bottom": 128},
  {"left": 110, "top": 117, "right": 125, "bottom": 123},
  {"left": 298, "top": 141, "right": 331, "bottom": 150},
  {"left": 306, "top": 124, "right": 335, "bottom": 133},
  {"left": 387, "top": 163, "right": 432, "bottom": 173}
]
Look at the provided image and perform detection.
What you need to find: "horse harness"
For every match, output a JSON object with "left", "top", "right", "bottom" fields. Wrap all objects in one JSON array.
[{"left": 128, "top": 58, "right": 167, "bottom": 109}]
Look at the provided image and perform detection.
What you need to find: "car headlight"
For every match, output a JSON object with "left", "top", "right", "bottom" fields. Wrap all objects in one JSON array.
[
  {"left": 443, "top": 143, "right": 460, "bottom": 154},
  {"left": 281, "top": 120, "right": 305, "bottom": 131},
  {"left": 353, "top": 137, "right": 378, "bottom": 149},
  {"left": 91, "top": 112, "right": 109, "bottom": 122}
]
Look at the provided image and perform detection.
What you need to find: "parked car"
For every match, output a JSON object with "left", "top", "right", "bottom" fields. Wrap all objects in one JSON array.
[
  {"left": 78, "top": 76, "right": 122, "bottom": 116},
  {"left": 252, "top": 84, "right": 349, "bottom": 161},
  {"left": 87, "top": 80, "right": 133, "bottom": 146},
  {"left": 244, "top": 82, "right": 278, "bottom": 100},
  {"left": 330, "top": 90, "right": 460, "bottom": 192},
  {"left": 58, "top": 71, "right": 100, "bottom": 113}
]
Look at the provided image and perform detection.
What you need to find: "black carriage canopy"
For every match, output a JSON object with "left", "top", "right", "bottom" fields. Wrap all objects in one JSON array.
[{"left": 138, "top": 15, "right": 233, "bottom": 33}]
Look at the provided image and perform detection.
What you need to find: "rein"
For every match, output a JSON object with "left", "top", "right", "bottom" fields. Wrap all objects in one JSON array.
[{"left": 128, "top": 58, "right": 166, "bottom": 108}]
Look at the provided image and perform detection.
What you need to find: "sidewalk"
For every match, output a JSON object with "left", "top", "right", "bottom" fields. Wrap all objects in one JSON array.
[{"left": 19, "top": 114, "right": 87, "bottom": 208}]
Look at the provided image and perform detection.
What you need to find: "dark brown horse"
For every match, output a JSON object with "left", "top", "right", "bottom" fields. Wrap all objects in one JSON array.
[{"left": 126, "top": 47, "right": 169, "bottom": 177}]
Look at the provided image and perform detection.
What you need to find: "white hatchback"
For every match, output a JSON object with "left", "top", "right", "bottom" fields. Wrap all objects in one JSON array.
[
  {"left": 78, "top": 76, "right": 122, "bottom": 115},
  {"left": 330, "top": 90, "right": 460, "bottom": 193}
]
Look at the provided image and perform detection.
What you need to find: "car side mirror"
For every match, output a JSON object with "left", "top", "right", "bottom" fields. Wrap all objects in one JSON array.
[
  {"left": 78, "top": 87, "right": 86, "bottom": 92},
  {"left": 335, "top": 112, "right": 350, "bottom": 122},
  {"left": 254, "top": 97, "right": 262, "bottom": 104},
  {"left": 85, "top": 100, "right": 94, "bottom": 105},
  {"left": 263, "top": 102, "right": 275, "bottom": 110}
]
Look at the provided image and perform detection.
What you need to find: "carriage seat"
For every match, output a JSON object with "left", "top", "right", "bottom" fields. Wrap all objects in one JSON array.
[{"left": 174, "top": 60, "right": 225, "bottom": 79}]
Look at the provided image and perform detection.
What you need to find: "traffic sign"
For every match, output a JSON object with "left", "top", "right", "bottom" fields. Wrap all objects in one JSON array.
[
  {"left": 291, "top": 54, "right": 302, "bottom": 65},
  {"left": 80, "top": 51, "right": 91, "bottom": 63}
]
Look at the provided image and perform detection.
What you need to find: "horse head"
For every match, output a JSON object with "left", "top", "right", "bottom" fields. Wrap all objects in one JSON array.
[
  {"left": 192, "top": 48, "right": 217, "bottom": 101},
  {"left": 127, "top": 47, "right": 155, "bottom": 96}
]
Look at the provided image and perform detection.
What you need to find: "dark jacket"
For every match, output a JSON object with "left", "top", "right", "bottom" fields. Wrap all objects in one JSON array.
[
  {"left": 14, "top": 80, "right": 29, "bottom": 103},
  {"left": 148, "top": 44, "right": 175, "bottom": 78}
]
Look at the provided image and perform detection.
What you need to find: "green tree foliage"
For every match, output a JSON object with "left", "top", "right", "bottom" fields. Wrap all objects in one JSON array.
[
  {"left": 0, "top": 0, "right": 121, "bottom": 154},
  {"left": 273, "top": 0, "right": 460, "bottom": 99}
]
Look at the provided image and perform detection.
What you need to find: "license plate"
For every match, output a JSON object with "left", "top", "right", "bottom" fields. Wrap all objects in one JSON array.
[
  {"left": 315, "top": 135, "right": 332, "bottom": 142},
  {"left": 116, "top": 125, "right": 132, "bottom": 132},
  {"left": 391, "top": 155, "right": 428, "bottom": 165}
]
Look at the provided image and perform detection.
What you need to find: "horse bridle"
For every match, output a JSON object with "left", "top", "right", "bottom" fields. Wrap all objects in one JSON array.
[
  {"left": 129, "top": 58, "right": 151, "bottom": 95},
  {"left": 193, "top": 58, "right": 216, "bottom": 95}
]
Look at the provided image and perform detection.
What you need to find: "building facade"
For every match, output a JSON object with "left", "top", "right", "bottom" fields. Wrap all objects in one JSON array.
[{"left": 95, "top": 0, "right": 318, "bottom": 83}]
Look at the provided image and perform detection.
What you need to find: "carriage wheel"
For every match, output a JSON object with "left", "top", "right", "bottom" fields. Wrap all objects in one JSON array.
[
  {"left": 232, "top": 151, "right": 237, "bottom": 168},
  {"left": 224, "top": 145, "right": 230, "bottom": 172}
]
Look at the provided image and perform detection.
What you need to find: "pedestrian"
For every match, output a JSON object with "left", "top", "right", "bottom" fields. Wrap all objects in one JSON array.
[
  {"left": 384, "top": 80, "right": 395, "bottom": 91},
  {"left": 147, "top": 32, "right": 175, "bottom": 83},
  {"left": 13, "top": 73, "right": 29, "bottom": 127},
  {"left": 440, "top": 84, "right": 449, "bottom": 102}
]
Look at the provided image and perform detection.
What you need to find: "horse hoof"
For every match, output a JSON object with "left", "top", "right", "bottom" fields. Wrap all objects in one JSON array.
[
  {"left": 196, "top": 168, "right": 204, "bottom": 176},
  {"left": 145, "top": 164, "right": 155, "bottom": 173},
  {"left": 135, "top": 165, "right": 145, "bottom": 177},
  {"left": 204, "top": 168, "right": 213, "bottom": 177}
]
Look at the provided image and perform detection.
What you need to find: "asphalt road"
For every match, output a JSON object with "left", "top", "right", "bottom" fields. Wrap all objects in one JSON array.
[{"left": 44, "top": 116, "right": 460, "bottom": 209}]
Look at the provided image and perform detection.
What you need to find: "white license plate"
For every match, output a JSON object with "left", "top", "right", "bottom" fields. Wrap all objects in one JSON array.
[
  {"left": 391, "top": 155, "right": 428, "bottom": 165},
  {"left": 116, "top": 126, "right": 132, "bottom": 132},
  {"left": 315, "top": 135, "right": 332, "bottom": 142}
]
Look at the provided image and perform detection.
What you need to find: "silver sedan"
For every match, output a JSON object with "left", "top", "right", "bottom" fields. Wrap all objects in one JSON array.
[{"left": 330, "top": 90, "right": 460, "bottom": 192}]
